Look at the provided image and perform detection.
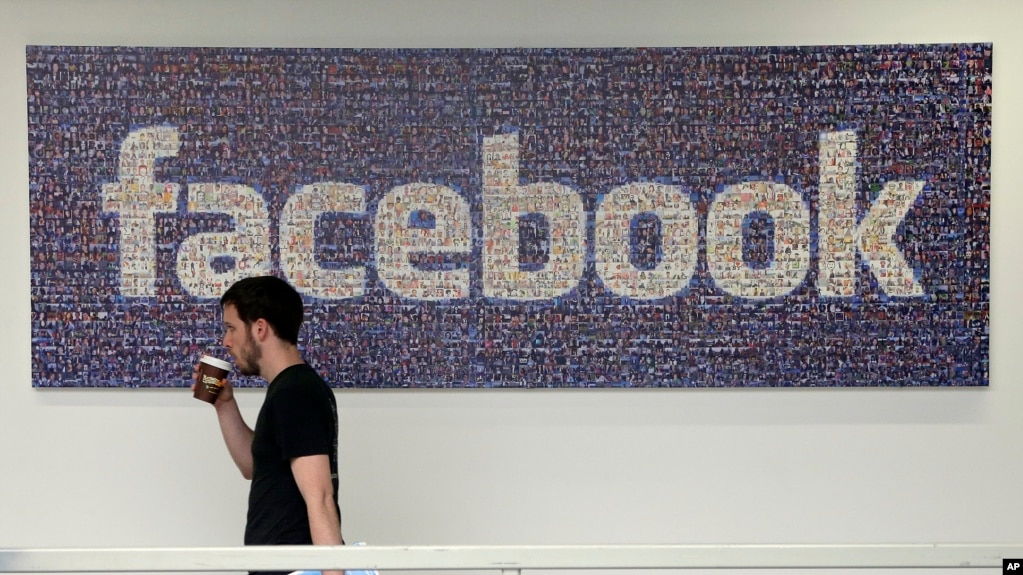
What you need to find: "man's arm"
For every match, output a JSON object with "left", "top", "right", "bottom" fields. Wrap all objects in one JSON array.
[
  {"left": 214, "top": 390, "right": 254, "bottom": 479},
  {"left": 292, "top": 454, "right": 344, "bottom": 575},
  {"left": 193, "top": 367, "right": 254, "bottom": 479}
]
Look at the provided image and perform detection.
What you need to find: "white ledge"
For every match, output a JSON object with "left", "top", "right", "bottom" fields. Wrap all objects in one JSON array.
[{"left": 1, "top": 544, "right": 1021, "bottom": 573}]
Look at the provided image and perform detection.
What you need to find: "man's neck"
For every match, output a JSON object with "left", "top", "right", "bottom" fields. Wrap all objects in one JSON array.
[{"left": 260, "top": 348, "right": 306, "bottom": 384}]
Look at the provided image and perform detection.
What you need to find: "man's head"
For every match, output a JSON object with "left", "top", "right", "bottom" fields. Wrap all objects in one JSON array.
[
  {"left": 219, "top": 276, "right": 305, "bottom": 377},
  {"left": 220, "top": 275, "right": 304, "bottom": 345}
]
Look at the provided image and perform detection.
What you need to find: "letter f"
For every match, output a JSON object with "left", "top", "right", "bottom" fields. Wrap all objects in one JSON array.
[{"left": 101, "top": 127, "right": 181, "bottom": 297}]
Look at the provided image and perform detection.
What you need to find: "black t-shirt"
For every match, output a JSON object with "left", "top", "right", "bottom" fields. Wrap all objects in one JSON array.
[{"left": 245, "top": 363, "right": 340, "bottom": 552}]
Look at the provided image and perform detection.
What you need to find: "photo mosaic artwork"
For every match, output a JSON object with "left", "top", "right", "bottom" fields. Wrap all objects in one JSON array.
[{"left": 27, "top": 44, "right": 991, "bottom": 388}]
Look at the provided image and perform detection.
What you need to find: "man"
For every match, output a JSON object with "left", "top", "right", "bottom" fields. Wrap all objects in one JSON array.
[{"left": 194, "top": 275, "right": 343, "bottom": 575}]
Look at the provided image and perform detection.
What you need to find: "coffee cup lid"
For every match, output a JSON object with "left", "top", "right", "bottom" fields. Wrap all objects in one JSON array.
[{"left": 199, "top": 355, "right": 232, "bottom": 371}]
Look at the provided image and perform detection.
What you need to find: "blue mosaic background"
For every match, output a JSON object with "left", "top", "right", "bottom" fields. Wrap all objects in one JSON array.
[{"left": 27, "top": 44, "right": 991, "bottom": 388}]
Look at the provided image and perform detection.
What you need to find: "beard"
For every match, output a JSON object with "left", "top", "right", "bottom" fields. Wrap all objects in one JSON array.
[{"left": 233, "top": 330, "right": 263, "bottom": 377}]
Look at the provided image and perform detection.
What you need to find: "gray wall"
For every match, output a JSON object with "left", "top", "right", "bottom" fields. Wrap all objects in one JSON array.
[{"left": 1, "top": 0, "right": 1019, "bottom": 556}]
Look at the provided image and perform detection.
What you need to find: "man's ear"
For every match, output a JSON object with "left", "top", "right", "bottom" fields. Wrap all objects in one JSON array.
[{"left": 252, "top": 318, "right": 270, "bottom": 342}]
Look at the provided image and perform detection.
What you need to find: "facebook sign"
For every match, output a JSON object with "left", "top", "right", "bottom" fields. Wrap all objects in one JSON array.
[{"left": 27, "top": 44, "right": 990, "bottom": 388}]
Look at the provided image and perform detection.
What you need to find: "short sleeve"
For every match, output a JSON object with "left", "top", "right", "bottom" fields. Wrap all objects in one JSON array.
[{"left": 270, "top": 382, "right": 333, "bottom": 460}]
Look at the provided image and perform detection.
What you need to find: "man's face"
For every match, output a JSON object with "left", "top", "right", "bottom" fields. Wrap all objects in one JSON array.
[{"left": 222, "top": 303, "right": 262, "bottom": 377}]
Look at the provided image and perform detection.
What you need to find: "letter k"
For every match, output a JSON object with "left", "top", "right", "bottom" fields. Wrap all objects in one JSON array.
[{"left": 818, "top": 130, "right": 925, "bottom": 298}]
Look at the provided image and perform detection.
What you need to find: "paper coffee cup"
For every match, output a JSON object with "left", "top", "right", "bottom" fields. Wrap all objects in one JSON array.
[{"left": 193, "top": 355, "right": 232, "bottom": 403}]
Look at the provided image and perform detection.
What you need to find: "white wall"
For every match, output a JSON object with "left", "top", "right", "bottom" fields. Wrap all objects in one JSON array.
[{"left": 1, "top": 0, "right": 1020, "bottom": 559}]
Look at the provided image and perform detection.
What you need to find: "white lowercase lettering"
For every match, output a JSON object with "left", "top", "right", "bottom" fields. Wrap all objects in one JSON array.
[{"left": 102, "top": 126, "right": 925, "bottom": 301}]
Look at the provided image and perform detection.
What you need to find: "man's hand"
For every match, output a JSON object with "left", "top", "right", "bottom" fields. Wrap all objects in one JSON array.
[{"left": 191, "top": 362, "right": 235, "bottom": 406}]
